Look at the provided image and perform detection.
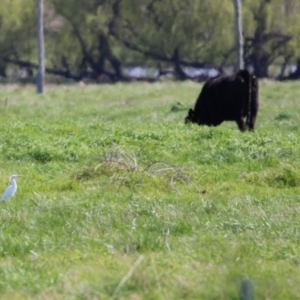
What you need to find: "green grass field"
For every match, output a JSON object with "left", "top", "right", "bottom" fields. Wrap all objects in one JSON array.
[{"left": 0, "top": 80, "right": 300, "bottom": 299}]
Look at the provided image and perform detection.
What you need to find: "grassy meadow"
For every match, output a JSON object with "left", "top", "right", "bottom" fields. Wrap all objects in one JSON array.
[{"left": 0, "top": 80, "right": 300, "bottom": 299}]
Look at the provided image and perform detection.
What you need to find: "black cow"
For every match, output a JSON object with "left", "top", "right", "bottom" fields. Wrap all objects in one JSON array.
[{"left": 185, "top": 70, "right": 259, "bottom": 131}]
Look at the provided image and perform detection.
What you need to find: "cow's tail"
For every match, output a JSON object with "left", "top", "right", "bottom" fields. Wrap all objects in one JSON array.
[{"left": 245, "top": 71, "right": 252, "bottom": 130}]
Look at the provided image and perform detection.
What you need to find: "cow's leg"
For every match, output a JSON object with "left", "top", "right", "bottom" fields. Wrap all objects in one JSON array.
[
  {"left": 236, "top": 117, "right": 246, "bottom": 132},
  {"left": 248, "top": 116, "right": 256, "bottom": 131}
]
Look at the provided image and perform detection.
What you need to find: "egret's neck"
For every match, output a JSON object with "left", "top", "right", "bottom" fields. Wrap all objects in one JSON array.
[{"left": 11, "top": 178, "right": 17, "bottom": 188}]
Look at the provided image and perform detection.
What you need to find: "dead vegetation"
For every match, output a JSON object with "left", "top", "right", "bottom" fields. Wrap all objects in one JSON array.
[{"left": 74, "top": 147, "right": 197, "bottom": 194}]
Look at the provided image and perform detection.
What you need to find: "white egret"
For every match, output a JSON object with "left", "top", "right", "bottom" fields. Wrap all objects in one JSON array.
[{"left": 1, "top": 175, "right": 20, "bottom": 202}]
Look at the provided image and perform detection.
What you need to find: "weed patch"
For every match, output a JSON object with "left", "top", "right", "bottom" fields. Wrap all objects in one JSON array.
[{"left": 242, "top": 164, "right": 300, "bottom": 188}]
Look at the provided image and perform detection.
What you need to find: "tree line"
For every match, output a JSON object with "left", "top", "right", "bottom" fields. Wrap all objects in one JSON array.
[{"left": 0, "top": 0, "right": 300, "bottom": 82}]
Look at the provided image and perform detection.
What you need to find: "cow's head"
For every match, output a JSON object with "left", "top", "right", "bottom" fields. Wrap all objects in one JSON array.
[{"left": 185, "top": 108, "right": 195, "bottom": 124}]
